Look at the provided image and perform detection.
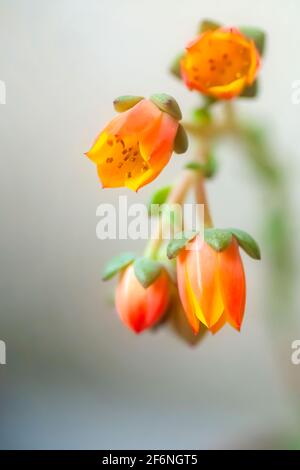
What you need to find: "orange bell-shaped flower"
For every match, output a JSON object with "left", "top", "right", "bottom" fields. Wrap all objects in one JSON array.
[
  {"left": 115, "top": 264, "right": 170, "bottom": 333},
  {"left": 176, "top": 235, "right": 246, "bottom": 334},
  {"left": 86, "top": 98, "right": 180, "bottom": 191},
  {"left": 181, "top": 27, "right": 260, "bottom": 99}
]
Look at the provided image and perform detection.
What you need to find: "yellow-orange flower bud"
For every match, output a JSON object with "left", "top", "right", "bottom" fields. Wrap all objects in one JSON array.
[
  {"left": 176, "top": 235, "right": 246, "bottom": 334},
  {"left": 115, "top": 265, "right": 170, "bottom": 333}
]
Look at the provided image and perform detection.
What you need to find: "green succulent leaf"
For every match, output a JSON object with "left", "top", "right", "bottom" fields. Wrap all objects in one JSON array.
[
  {"left": 133, "top": 258, "right": 162, "bottom": 288},
  {"left": 167, "top": 231, "right": 198, "bottom": 259},
  {"left": 192, "top": 107, "right": 212, "bottom": 125},
  {"left": 185, "top": 154, "right": 217, "bottom": 178},
  {"left": 102, "top": 252, "right": 136, "bottom": 280},
  {"left": 204, "top": 228, "right": 232, "bottom": 252},
  {"left": 150, "top": 93, "right": 182, "bottom": 120},
  {"left": 148, "top": 186, "right": 172, "bottom": 215},
  {"left": 240, "top": 80, "right": 259, "bottom": 98},
  {"left": 170, "top": 53, "right": 184, "bottom": 79},
  {"left": 199, "top": 19, "right": 221, "bottom": 33},
  {"left": 174, "top": 124, "right": 188, "bottom": 154},
  {"left": 229, "top": 228, "right": 261, "bottom": 260},
  {"left": 113, "top": 95, "right": 144, "bottom": 112},
  {"left": 185, "top": 162, "right": 203, "bottom": 172},
  {"left": 239, "top": 26, "right": 266, "bottom": 55}
]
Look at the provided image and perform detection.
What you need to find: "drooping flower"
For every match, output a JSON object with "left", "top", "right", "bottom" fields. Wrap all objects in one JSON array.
[
  {"left": 86, "top": 95, "right": 186, "bottom": 191},
  {"left": 176, "top": 235, "right": 246, "bottom": 334},
  {"left": 181, "top": 27, "right": 260, "bottom": 99},
  {"left": 115, "top": 264, "right": 170, "bottom": 333}
]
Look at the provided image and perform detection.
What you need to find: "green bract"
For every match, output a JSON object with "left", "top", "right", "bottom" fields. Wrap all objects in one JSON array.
[
  {"left": 167, "top": 231, "right": 198, "bottom": 259},
  {"left": 150, "top": 93, "right": 182, "bottom": 121},
  {"left": 239, "top": 26, "right": 266, "bottom": 55},
  {"left": 174, "top": 124, "right": 188, "bottom": 154},
  {"left": 133, "top": 258, "right": 163, "bottom": 288},
  {"left": 166, "top": 228, "right": 261, "bottom": 260},
  {"left": 113, "top": 95, "right": 144, "bottom": 112},
  {"left": 102, "top": 252, "right": 136, "bottom": 280}
]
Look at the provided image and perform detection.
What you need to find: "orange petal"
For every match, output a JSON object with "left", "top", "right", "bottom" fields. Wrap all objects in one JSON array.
[
  {"left": 177, "top": 249, "right": 200, "bottom": 334},
  {"left": 115, "top": 265, "right": 169, "bottom": 333},
  {"left": 218, "top": 238, "right": 246, "bottom": 330},
  {"left": 209, "top": 312, "right": 226, "bottom": 334},
  {"left": 183, "top": 237, "right": 224, "bottom": 328},
  {"left": 181, "top": 27, "right": 259, "bottom": 99},
  {"left": 86, "top": 99, "right": 161, "bottom": 165},
  {"left": 208, "top": 77, "right": 246, "bottom": 100},
  {"left": 115, "top": 99, "right": 161, "bottom": 136}
]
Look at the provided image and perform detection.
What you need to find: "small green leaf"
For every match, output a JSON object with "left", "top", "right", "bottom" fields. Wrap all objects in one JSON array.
[
  {"left": 192, "top": 107, "right": 212, "bottom": 125},
  {"left": 133, "top": 258, "right": 162, "bottom": 288},
  {"left": 185, "top": 161, "right": 203, "bottom": 172},
  {"left": 167, "top": 231, "right": 198, "bottom": 259},
  {"left": 204, "top": 228, "right": 232, "bottom": 252},
  {"left": 185, "top": 155, "right": 217, "bottom": 178},
  {"left": 170, "top": 53, "right": 184, "bottom": 79},
  {"left": 239, "top": 26, "right": 266, "bottom": 55},
  {"left": 199, "top": 19, "right": 221, "bottom": 33},
  {"left": 229, "top": 228, "right": 261, "bottom": 260},
  {"left": 148, "top": 186, "right": 172, "bottom": 215},
  {"left": 102, "top": 252, "right": 136, "bottom": 280},
  {"left": 174, "top": 124, "right": 188, "bottom": 154},
  {"left": 203, "top": 154, "right": 217, "bottom": 178},
  {"left": 150, "top": 93, "right": 182, "bottom": 120},
  {"left": 240, "top": 80, "right": 259, "bottom": 98},
  {"left": 113, "top": 95, "right": 144, "bottom": 112}
]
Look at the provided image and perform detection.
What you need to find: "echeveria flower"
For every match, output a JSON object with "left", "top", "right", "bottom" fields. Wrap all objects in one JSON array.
[
  {"left": 86, "top": 96, "right": 185, "bottom": 191},
  {"left": 176, "top": 235, "right": 246, "bottom": 334},
  {"left": 181, "top": 27, "right": 260, "bottom": 99}
]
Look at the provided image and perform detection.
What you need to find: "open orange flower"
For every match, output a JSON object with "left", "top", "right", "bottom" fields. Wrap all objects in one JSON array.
[
  {"left": 176, "top": 235, "right": 246, "bottom": 334},
  {"left": 86, "top": 96, "right": 182, "bottom": 191},
  {"left": 181, "top": 27, "right": 260, "bottom": 99},
  {"left": 115, "top": 264, "right": 170, "bottom": 333}
]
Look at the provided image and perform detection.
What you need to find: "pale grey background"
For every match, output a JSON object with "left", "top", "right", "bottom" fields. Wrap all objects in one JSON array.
[{"left": 0, "top": 0, "right": 300, "bottom": 449}]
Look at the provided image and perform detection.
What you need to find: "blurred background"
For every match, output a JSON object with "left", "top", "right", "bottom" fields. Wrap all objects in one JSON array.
[{"left": 0, "top": 0, "right": 300, "bottom": 449}]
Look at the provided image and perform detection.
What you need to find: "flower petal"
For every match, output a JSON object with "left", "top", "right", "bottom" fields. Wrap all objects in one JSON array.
[
  {"left": 218, "top": 238, "right": 246, "bottom": 330},
  {"left": 177, "top": 248, "right": 200, "bottom": 334},
  {"left": 181, "top": 27, "right": 260, "bottom": 99},
  {"left": 189, "top": 238, "right": 224, "bottom": 328},
  {"left": 115, "top": 265, "right": 169, "bottom": 333}
]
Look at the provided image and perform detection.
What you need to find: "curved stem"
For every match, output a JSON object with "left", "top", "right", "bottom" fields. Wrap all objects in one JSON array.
[
  {"left": 195, "top": 174, "right": 213, "bottom": 228},
  {"left": 145, "top": 170, "right": 196, "bottom": 258},
  {"left": 194, "top": 134, "right": 213, "bottom": 228}
]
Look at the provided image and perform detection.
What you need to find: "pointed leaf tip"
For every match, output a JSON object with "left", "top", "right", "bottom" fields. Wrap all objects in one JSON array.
[
  {"left": 240, "top": 80, "right": 259, "bottom": 99},
  {"left": 133, "top": 258, "right": 162, "bottom": 288},
  {"left": 167, "top": 231, "right": 198, "bottom": 259},
  {"left": 239, "top": 26, "right": 266, "bottom": 55},
  {"left": 150, "top": 93, "right": 182, "bottom": 120},
  {"left": 148, "top": 186, "right": 172, "bottom": 215},
  {"left": 174, "top": 124, "right": 188, "bottom": 154},
  {"left": 204, "top": 228, "right": 232, "bottom": 252},
  {"left": 113, "top": 95, "right": 144, "bottom": 112},
  {"left": 199, "top": 19, "right": 221, "bottom": 33},
  {"left": 170, "top": 53, "right": 184, "bottom": 80},
  {"left": 102, "top": 252, "right": 136, "bottom": 280},
  {"left": 229, "top": 228, "right": 261, "bottom": 260}
]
